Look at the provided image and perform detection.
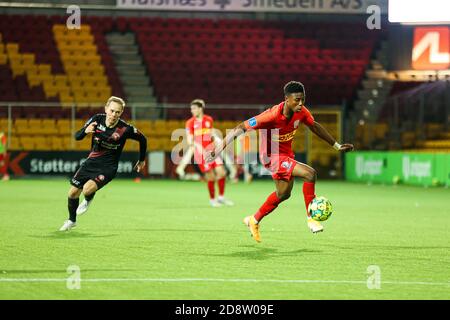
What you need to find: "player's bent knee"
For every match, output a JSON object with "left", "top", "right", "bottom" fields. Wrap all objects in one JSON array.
[
  {"left": 216, "top": 171, "right": 226, "bottom": 179},
  {"left": 83, "top": 181, "right": 98, "bottom": 196},
  {"left": 306, "top": 168, "right": 317, "bottom": 182},
  {"left": 68, "top": 188, "right": 81, "bottom": 199}
]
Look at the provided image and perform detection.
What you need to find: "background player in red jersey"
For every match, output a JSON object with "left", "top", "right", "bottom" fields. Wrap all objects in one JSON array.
[
  {"left": 207, "top": 81, "right": 353, "bottom": 242},
  {"left": 59, "top": 96, "right": 147, "bottom": 231},
  {"left": 186, "top": 99, "right": 234, "bottom": 207},
  {"left": 0, "top": 131, "right": 10, "bottom": 181}
]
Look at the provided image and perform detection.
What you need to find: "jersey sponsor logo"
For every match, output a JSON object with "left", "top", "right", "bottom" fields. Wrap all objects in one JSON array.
[
  {"left": 272, "top": 130, "right": 297, "bottom": 142},
  {"left": 97, "top": 124, "right": 106, "bottom": 131},
  {"left": 248, "top": 117, "right": 257, "bottom": 127},
  {"left": 412, "top": 27, "right": 450, "bottom": 70},
  {"left": 100, "top": 141, "right": 119, "bottom": 149},
  {"left": 194, "top": 128, "right": 211, "bottom": 136}
]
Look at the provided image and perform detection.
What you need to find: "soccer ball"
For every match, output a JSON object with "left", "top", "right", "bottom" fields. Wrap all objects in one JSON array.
[{"left": 308, "top": 196, "right": 333, "bottom": 221}]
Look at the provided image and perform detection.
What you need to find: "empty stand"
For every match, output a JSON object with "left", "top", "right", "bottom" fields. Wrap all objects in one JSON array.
[{"left": 1, "top": 15, "right": 382, "bottom": 108}]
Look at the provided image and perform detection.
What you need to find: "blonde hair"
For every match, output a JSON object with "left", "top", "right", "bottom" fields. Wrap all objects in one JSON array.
[
  {"left": 106, "top": 96, "right": 126, "bottom": 110},
  {"left": 190, "top": 99, "right": 205, "bottom": 109}
]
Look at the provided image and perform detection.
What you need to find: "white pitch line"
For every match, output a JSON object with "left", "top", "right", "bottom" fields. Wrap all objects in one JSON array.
[{"left": 0, "top": 278, "right": 449, "bottom": 286}]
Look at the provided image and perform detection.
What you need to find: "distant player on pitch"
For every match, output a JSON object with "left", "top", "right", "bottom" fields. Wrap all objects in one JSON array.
[{"left": 185, "top": 99, "right": 234, "bottom": 207}]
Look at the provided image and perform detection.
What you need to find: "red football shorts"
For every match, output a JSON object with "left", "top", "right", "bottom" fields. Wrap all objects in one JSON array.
[
  {"left": 198, "top": 157, "right": 223, "bottom": 173},
  {"left": 265, "top": 154, "right": 296, "bottom": 181}
]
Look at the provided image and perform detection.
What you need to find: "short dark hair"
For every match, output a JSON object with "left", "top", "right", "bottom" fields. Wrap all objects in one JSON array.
[
  {"left": 190, "top": 99, "right": 205, "bottom": 109},
  {"left": 284, "top": 81, "right": 305, "bottom": 97}
]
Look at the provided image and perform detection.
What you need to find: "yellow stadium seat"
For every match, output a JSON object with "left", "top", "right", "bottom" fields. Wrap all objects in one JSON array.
[
  {"left": 50, "top": 137, "right": 64, "bottom": 150},
  {"left": 75, "top": 139, "right": 91, "bottom": 150},
  {"left": 14, "top": 121, "right": 30, "bottom": 134},
  {"left": 37, "top": 64, "right": 52, "bottom": 74},
  {"left": 21, "top": 54, "right": 35, "bottom": 65},
  {"left": 6, "top": 43, "right": 19, "bottom": 54},
  {"left": 9, "top": 136, "right": 21, "bottom": 150},
  {"left": 34, "top": 137, "right": 51, "bottom": 150},
  {"left": 20, "top": 136, "right": 35, "bottom": 150},
  {"left": 74, "top": 119, "right": 85, "bottom": 129}
]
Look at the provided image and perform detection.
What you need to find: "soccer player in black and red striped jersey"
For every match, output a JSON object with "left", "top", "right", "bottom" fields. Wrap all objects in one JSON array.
[
  {"left": 207, "top": 81, "right": 354, "bottom": 242},
  {"left": 59, "top": 96, "right": 147, "bottom": 231}
]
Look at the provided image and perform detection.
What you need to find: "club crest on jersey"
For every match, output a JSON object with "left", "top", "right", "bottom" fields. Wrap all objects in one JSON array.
[
  {"left": 281, "top": 161, "right": 292, "bottom": 170},
  {"left": 294, "top": 120, "right": 300, "bottom": 129},
  {"left": 205, "top": 121, "right": 211, "bottom": 128},
  {"left": 111, "top": 132, "right": 120, "bottom": 141},
  {"left": 248, "top": 117, "right": 257, "bottom": 127}
]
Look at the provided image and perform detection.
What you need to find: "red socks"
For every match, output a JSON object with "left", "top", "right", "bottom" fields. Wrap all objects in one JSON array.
[
  {"left": 254, "top": 192, "right": 282, "bottom": 222},
  {"left": 253, "top": 182, "right": 316, "bottom": 223},
  {"left": 207, "top": 180, "right": 215, "bottom": 199},
  {"left": 218, "top": 178, "right": 225, "bottom": 197},
  {"left": 208, "top": 178, "right": 226, "bottom": 199},
  {"left": 303, "top": 182, "right": 316, "bottom": 216}
]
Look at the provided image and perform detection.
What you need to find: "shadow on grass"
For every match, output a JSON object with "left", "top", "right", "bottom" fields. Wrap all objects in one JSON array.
[
  {"left": 197, "top": 245, "right": 321, "bottom": 261},
  {"left": 125, "top": 228, "right": 236, "bottom": 233},
  {"left": 29, "top": 231, "right": 119, "bottom": 239}
]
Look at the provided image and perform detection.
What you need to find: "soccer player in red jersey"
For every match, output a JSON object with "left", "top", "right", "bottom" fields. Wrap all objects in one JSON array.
[
  {"left": 185, "top": 99, "right": 234, "bottom": 207},
  {"left": 0, "top": 131, "right": 10, "bottom": 181},
  {"left": 207, "top": 81, "right": 353, "bottom": 241}
]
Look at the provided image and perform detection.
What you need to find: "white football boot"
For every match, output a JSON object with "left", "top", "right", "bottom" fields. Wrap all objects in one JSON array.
[
  {"left": 210, "top": 199, "right": 223, "bottom": 207},
  {"left": 307, "top": 217, "right": 324, "bottom": 233},
  {"left": 217, "top": 196, "right": 234, "bottom": 206},
  {"left": 76, "top": 199, "right": 92, "bottom": 215},
  {"left": 59, "top": 220, "right": 77, "bottom": 231}
]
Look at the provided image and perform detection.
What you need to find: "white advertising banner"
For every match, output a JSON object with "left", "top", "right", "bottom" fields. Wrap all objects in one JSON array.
[{"left": 117, "top": 0, "right": 387, "bottom": 14}]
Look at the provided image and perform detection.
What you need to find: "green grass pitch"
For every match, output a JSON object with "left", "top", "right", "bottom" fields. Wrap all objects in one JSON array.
[{"left": 0, "top": 179, "right": 449, "bottom": 299}]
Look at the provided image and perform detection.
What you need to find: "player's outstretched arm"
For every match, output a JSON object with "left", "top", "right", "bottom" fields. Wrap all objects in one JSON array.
[
  {"left": 74, "top": 121, "right": 97, "bottom": 141},
  {"left": 128, "top": 127, "right": 147, "bottom": 172},
  {"left": 308, "top": 121, "right": 354, "bottom": 152},
  {"left": 206, "top": 122, "right": 247, "bottom": 162}
]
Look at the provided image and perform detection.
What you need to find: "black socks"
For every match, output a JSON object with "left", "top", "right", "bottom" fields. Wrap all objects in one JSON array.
[
  {"left": 85, "top": 193, "right": 95, "bottom": 202},
  {"left": 68, "top": 198, "right": 79, "bottom": 222}
]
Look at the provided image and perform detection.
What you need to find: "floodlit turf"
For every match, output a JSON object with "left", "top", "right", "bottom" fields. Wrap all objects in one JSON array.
[{"left": 0, "top": 179, "right": 449, "bottom": 300}]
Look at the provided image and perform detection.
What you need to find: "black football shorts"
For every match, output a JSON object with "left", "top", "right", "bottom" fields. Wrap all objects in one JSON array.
[{"left": 70, "top": 161, "right": 117, "bottom": 190}]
